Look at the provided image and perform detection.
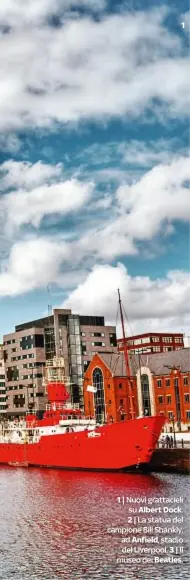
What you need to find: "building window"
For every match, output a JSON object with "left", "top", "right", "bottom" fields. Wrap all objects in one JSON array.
[
  {"left": 93, "top": 368, "right": 105, "bottom": 423},
  {"left": 153, "top": 346, "right": 160, "bottom": 352},
  {"left": 174, "top": 378, "right": 179, "bottom": 387},
  {"left": 166, "top": 379, "right": 170, "bottom": 387},
  {"left": 168, "top": 412, "right": 173, "bottom": 420},
  {"left": 141, "top": 374, "right": 151, "bottom": 416},
  {"left": 91, "top": 342, "right": 105, "bottom": 347},
  {"left": 91, "top": 332, "right": 105, "bottom": 337},
  {"left": 118, "top": 383, "right": 122, "bottom": 389},
  {"left": 107, "top": 384, "right": 111, "bottom": 389},
  {"left": 167, "top": 396, "right": 172, "bottom": 404},
  {"left": 81, "top": 332, "right": 85, "bottom": 337},
  {"left": 109, "top": 333, "right": 117, "bottom": 347},
  {"left": 108, "top": 400, "right": 112, "bottom": 405},
  {"left": 81, "top": 343, "right": 86, "bottom": 355},
  {"left": 185, "top": 394, "right": 189, "bottom": 403},
  {"left": 120, "top": 399, "right": 123, "bottom": 405},
  {"left": 184, "top": 377, "right": 188, "bottom": 386},
  {"left": 151, "top": 336, "right": 160, "bottom": 342},
  {"left": 162, "top": 337, "right": 172, "bottom": 343},
  {"left": 158, "top": 396, "right": 163, "bottom": 404},
  {"left": 84, "top": 360, "right": 90, "bottom": 372},
  {"left": 157, "top": 379, "right": 162, "bottom": 387},
  {"left": 186, "top": 411, "right": 190, "bottom": 420}
]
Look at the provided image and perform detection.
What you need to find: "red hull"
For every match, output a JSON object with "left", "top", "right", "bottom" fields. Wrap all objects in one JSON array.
[{"left": 0, "top": 416, "right": 164, "bottom": 471}]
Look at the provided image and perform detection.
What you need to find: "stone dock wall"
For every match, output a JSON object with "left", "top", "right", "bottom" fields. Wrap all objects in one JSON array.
[{"left": 150, "top": 448, "right": 190, "bottom": 474}]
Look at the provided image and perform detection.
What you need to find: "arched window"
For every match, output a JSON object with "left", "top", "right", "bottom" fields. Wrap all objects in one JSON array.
[
  {"left": 141, "top": 374, "right": 151, "bottom": 416},
  {"left": 93, "top": 368, "right": 105, "bottom": 423}
]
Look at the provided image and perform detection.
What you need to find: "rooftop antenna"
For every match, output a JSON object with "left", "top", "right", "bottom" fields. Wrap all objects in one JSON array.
[
  {"left": 118, "top": 289, "right": 134, "bottom": 420},
  {"left": 47, "top": 285, "right": 52, "bottom": 318}
]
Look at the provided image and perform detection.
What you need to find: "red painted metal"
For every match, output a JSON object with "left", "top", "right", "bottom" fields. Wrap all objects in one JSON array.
[
  {"left": 0, "top": 413, "right": 164, "bottom": 470},
  {"left": 47, "top": 382, "right": 70, "bottom": 403},
  {"left": 0, "top": 379, "right": 165, "bottom": 471}
]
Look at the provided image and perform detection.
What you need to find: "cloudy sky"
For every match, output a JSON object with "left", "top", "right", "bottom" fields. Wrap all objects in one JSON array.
[{"left": 0, "top": 0, "right": 189, "bottom": 341}]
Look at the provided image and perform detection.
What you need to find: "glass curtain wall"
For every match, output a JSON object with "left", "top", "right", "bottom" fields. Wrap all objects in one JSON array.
[
  {"left": 44, "top": 326, "right": 56, "bottom": 360},
  {"left": 67, "top": 315, "right": 83, "bottom": 406}
]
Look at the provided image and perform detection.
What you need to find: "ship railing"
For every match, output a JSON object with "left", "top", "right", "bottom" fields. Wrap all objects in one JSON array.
[
  {"left": 0, "top": 421, "right": 26, "bottom": 430},
  {"left": 46, "top": 403, "right": 80, "bottom": 411},
  {"left": 59, "top": 418, "right": 96, "bottom": 426}
]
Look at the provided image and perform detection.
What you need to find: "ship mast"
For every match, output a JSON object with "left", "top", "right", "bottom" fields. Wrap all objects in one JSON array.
[{"left": 118, "top": 289, "right": 135, "bottom": 420}]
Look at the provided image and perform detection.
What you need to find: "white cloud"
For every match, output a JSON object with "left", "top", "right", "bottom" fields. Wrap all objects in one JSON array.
[
  {"left": 0, "top": 237, "right": 70, "bottom": 296},
  {"left": 62, "top": 263, "right": 190, "bottom": 335},
  {"left": 6, "top": 180, "right": 93, "bottom": 228},
  {"left": 118, "top": 139, "right": 179, "bottom": 167},
  {"left": 0, "top": 155, "right": 189, "bottom": 262},
  {"left": 0, "top": 8, "right": 189, "bottom": 132},
  {"left": 77, "top": 138, "right": 177, "bottom": 169},
  {"left": 116, "top": 156, "right": 190, "bottom": 240},
  {"left": 0, "top": 244, "right": 189, "bottom": 338},
  {"left": 0, "top": 160, "right": 94, "bottom": 228},
  {"left": 0, "top": 0, "right": 106, "bottom": 28},
  {"left": 0, "top": 160, "right": 62, "bottom": 190},
  {"left": 78, "top": 224, "right": 137, "bottom": 259},
  {"left": 74, "top": 156, "right": 190, "bottom": 259}
]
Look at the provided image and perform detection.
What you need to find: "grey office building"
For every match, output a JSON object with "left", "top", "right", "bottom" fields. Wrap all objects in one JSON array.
[{"left": 3, "top": 309, "right": 117, "bottom": 416}]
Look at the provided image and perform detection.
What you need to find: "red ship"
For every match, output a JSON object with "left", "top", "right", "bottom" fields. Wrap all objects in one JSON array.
[{"left": 0, "top": 292, "right": 165, "bottom": 471}]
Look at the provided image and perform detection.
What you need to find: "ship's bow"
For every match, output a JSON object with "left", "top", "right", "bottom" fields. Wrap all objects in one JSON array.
[{"left": 122, "top": 415, "right": 165, "bottom": 471}]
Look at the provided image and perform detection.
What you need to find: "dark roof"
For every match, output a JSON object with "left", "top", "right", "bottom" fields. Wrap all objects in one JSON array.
[
  {"left": 138, "top": 348, "right": 190, "bottom": 375},
  {"left": 98, "top": 348, "right": 190, "bottom": 377},
  {"left": 99, "top": 352, "right": 128, "bottom": 377}
]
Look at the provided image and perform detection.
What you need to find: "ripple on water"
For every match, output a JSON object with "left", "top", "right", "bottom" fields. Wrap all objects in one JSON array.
[{"left": 0, "top": 468, "right": 189, "bottom": 580}]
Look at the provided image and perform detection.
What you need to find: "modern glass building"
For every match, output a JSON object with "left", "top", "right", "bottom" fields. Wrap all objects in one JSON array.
[{"left": 3, "top": 309, "right": 117, "bottom": 416}]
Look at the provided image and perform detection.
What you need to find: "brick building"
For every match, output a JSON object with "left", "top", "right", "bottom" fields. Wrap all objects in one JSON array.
[
  {"left": 3, "top": 308, "right": 117, "bottom": 416},
  {"left": 118, "top": 332, "right": 184, "bottom": 355},
  {"left": 83, "top": 348, "right": 190, "bottom": 432}
]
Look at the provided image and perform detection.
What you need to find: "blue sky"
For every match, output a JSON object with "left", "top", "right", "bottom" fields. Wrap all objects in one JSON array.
[{"left": 0, "top": 0, "right": 189, "bottom": 340}]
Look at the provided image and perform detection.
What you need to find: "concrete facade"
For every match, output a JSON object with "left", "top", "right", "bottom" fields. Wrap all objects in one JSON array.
[
  {"left": 3, "top": 309, "right": 117, "bottom": 416},
  {"left": 0, "top": 345, "right": 6, "bottom": 416},
  {"left": 3, "top": 328, "right": 46, "bottom": 416}
]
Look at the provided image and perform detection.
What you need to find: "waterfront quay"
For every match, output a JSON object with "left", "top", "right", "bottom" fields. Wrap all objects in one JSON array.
[{"left": 150, "top": 447, "right": 190, "bottom": 475}]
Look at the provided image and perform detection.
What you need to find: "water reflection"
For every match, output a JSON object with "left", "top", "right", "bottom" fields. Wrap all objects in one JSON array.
[{"left": 0, "top": 467, "right": 189, "bottom": 580}]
